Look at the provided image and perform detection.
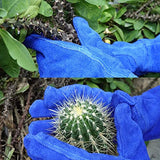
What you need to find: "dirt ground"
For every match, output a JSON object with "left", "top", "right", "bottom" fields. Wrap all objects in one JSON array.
[{"left": 0, "top": 78, "right": 160, "bottom": 160}]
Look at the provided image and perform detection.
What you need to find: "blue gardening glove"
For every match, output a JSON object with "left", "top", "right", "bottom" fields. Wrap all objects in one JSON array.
[
  {"left": 24, "top": 84, "right": 149, "bottom": 160},
  {"left": 111, "top": 85, "right": 160, "bottom": 141},
  {"left": 24, "top": 17, "right": 160, "bottom": 77},
  {"left": 24, "top": 18, "right": 136, "bottom": 77},
  {"left": 73, "top": 17, "right": 160, "bottom": 76}
]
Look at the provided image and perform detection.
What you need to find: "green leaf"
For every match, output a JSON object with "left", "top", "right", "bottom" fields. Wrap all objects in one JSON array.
[
  {"left": 78, "top": 80, "right": 85, "bottom": 85},
  {"left": 145, "top": 141, "right": 149, "bottom": 146},
  {"left": 104, "top": 84, "right": 109, "bottom": 91},
  {"left": 125, "top": 18, "right": 136, "bottom": 24},
  {"left": 39, "top": 0, "right": 53, "bottom": 17},
  {"left": 84, "top": 0, "right": 107, "bottom": 6},
  {"left": 143, "top": 29, "right": 155, "bottom": 39},
  {"left": 106, "top": 78, "right": 113, "bottom": 83},
  {"left": 2, "top": 0, "right": 42, "bottom": 18},
  {"left": 118, "top": 0, "right": 146, "bottom": 3},
  {"left": 110, "top": 82, "right": 117, "bottom": 90},
  {"left": 155, "top": 22, "right": 160, "bottom": 35},
  {"left": 106, "top": 7, "right": 116, "bottom": 18},
  {"left": 0, "top": 8, "right": 7, "bottom": 17},
  {"left": 133, "top": 20, "right": 145, "bottom": 30},
  {"left": 95, "top": 23, "right": 106, "bottom": 34},
  {"left": 125, "top": 30, "right": 140, "bottom": 42},
  {"left": 66, "top": 0, "right": 80, "bottom": 3},
  {"left": 2, "top": 0, "right": 29, "bottom": 18},
  {"left": 0, "top": 18, "right": 3, "bottom": 24},
  {"left": 145, "top": 23, "right": 157, "bottom": 33},
  {"left": 72, "top": 78, "right": 85, "bottom": 80},
  {"left": 19, "top": 28, "right": 27, "bottom": 42},
  {"left": 124, "top": 22, "right": 133, "bottom": 27},
  {"left": 0, "top": 29, "right": 37, "bottom": 71},
  {"left": 7, "top": 148, "right": 15, "bottom": 160},
  {"left": 0, "top": 91, "right": 4, "bottom": 100},
  {"left": 99, "top": 11, "right": 112, "bottom": 23},
  {"left": 114, "top": 18, "right": 125, "bottom": 26},
  {"left": 28, "top": 0, "right": 41, "bottom": 6},
  {"left": 113, "top": 80, "right": 131, "bottom": 94},
  {"left": 0, "top": 0, "right": 2, "bottom": 8},
  {"left": 86, "top": 81, "right": 99, "bottom": 88},
  {"left": 16, "top": 82, "right": 29, "bottom": 93},
  {"left": 0, "top": 37, "right": 20, "bottom": 77},
  {"left": 114, "top": 25, "right": 125, "bottom": 41},
  {"left": 116, "top": 7, "right": 127, "bottom": 18},
  {"left": 90, "top": 78, "right": 103, "bottom": 84},
  {"left": 20, "top": 5, "right": 39, "bottom": 19},
  {"left": 74, "top": 1, "right": 101, "bottom": 30},
  {"left": 152, "top": 6, "right": 160, "bottom": 14}
]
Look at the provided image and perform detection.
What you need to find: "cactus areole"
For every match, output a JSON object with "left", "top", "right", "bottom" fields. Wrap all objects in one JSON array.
[{"left": 51, "top": 96, "right": 117, "bottom": 155}]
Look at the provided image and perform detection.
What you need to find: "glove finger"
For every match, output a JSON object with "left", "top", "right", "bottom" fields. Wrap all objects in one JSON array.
[
  {"left": 28, "top": 120, "right": 55, "bottom": 135},
  {"left": 29, "top": 100, "right": 53, "bottom": 118},
  {"left": 30, "top": 84, "right": 113, "bottom": 118},
  {"left": 115, "top": 103, "right": 149, "bottom": 160},
  {"left": 111, "top": 90, "right": 135, "bottom": 108},
  {"left": 24, "top": 132, "right": 121, "bottom": 160},
  {"left": 73, "top": 17, "right": 105, "bottom": 47}
]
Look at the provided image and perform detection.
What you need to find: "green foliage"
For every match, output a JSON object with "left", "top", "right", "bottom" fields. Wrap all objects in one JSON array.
[
  {"left": 73, "top": 78, "right": 133, "bottom": 94},
  {"left": 0, "top": 90, "right": 3, "bottom": 99},
  {"left": 0, "top": 0, "right": 53, "bottom": 77},
  {"left": 4, "top": 132, "right": 15, "bottom": 160},
  {"left": 0, "top": 8, "right": 7, "bottom": 17},
  {"left": 38, "top": 0, "right": 53, "bottom": 17},
  {"left": 0, "top": 29, "right": 37, "bottom": 73},
  {"left": 67, "top": 0, "right": 160, "bottom": 42},
  {"left": 53, "top": 96, "right": 117, "bottom": 155},
  {"left": 73, "top": 0, "right": 102, "bottom": 30},
  {"left": 0, "top": 37, "right": 20, "bottom": 77}
]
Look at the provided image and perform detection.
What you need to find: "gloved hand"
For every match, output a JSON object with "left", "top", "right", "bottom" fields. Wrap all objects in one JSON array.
[
  {"left": 73, "top": 17, "right": 160, "bottom": 76},
  {"left": 24, "top": 17, "right": 160, "bottom": 77},
  {"left": 24, "top": 84, "right": 149, "bottom": 160},
  {"left": 23, "top": 18, "right": 134, "bottom": 77},
  {"left": 111, "top": 85, "right": 160, "bottom": 141}
]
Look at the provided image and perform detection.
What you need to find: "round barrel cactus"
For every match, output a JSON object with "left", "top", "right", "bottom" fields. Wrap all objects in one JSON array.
[{"left": 51, "top": 96, "right": 117, "bottom": 155}]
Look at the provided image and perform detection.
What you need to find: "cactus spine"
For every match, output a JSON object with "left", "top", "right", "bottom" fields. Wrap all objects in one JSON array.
[{"left": 51, "top": 97, "right": 117, "bottom": 155}]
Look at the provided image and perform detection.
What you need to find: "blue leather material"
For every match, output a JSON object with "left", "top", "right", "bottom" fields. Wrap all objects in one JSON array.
[
  {"left": 24, "top": 84, "right": 149, "bottom": 160},
  {"left": 111, "top": 85, "right": 160, "bottom": 141},
  {"left": 24, "top": 17, "right": 160, "bottom": 77}
]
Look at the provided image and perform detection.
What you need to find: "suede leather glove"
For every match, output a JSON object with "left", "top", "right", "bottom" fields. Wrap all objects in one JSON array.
[
  {"left": 73, "top": 17, "right": 160, "bottom": 76},
  {"left": 111, "top": 85, "right": 160, "bottom": 141},
  {"left": 24, "top": 17, "right": 160, "bottom": 77},
  {"left": 24, "top": 18, "right": 136, "bottom": 78},
  {"left": 24, "top": 84, "right": 149, "bottom": 160}
]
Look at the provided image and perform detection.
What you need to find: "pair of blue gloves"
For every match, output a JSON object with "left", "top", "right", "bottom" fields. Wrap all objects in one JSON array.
[
  {"left": 24, "top": 17, "right": 160, "bottom": 77},
  {"left": 24, "top": 84, "right": 160, "bottom": 160}
]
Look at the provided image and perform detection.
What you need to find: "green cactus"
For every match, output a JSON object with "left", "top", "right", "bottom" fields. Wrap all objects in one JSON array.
[{"left": 51, "top": 97, "right": 117, "bottom": 155}]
